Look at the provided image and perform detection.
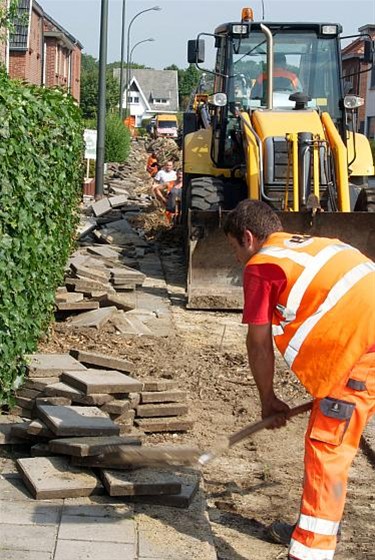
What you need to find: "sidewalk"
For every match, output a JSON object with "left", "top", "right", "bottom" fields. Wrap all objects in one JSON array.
[{"left": 0, "top": 453, "right": 217, "bottom": 560}]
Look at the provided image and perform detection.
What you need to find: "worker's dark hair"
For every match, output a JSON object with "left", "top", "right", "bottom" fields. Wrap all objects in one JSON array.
[{"left": 223, "top": 200, "right": 283, "bottom": 245}]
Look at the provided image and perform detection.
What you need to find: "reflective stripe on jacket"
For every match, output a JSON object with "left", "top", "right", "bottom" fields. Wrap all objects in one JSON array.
[{"left": 248, "top": 232, "right": 375, "bottom": 397}]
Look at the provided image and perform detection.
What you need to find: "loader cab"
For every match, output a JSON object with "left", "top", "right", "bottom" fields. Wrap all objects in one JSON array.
[{"left": 209, "top": 22, "right": 344, "bottom": 169}]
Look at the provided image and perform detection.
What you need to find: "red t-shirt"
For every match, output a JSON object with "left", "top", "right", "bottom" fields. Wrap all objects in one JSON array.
[{"left": 242, "top": 263, "right": 287, "bottom": 325}]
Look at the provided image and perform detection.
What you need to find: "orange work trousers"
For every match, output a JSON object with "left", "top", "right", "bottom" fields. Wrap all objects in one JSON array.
[{"left": 289, "top": 351, "right": 375, "bottom": 560}]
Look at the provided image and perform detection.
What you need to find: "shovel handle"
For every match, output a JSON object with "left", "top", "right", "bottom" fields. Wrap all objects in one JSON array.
[{"left": 227, "top": 401, "right": 313, "bottom": 448}]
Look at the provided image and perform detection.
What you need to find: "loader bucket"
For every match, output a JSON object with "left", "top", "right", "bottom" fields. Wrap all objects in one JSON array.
[{"left": 187, "top": 210, "right": 375, "bottom": 310}]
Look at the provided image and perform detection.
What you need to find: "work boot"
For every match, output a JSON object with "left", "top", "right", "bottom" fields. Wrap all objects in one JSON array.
[
  {"left": 269, "top": 519, "right": 342, "bottom": 546},
  {"left": 268, "top": 521, "right": 295, "bottom": 545}
]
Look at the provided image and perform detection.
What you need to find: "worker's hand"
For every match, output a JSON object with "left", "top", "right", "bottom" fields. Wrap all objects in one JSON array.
[{"left": 261, "top": 393, "right": 290, "bottom": 429}]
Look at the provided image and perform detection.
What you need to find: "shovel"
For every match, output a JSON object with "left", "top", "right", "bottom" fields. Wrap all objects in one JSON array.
[{"left": 97, "top": 401, "right": 313, "bottom": 468}]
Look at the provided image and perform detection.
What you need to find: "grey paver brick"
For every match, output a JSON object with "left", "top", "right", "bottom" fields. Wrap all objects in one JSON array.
[
  {"left": 25, "top": 353, "right": 86, "bottom": 378},
  {"left": 140, "top": 391, "right": 187, "bottom": 404},
  {"left": 136, "top": 403, "right": 188, "bottom": 418},
  {"left": 61, "top": 370, "right": 143, "bottom": 395},
  {"left": 69, "top": 348, "right": 134, "bottom": 373},
  {"left": 0, "top": 550, "right": 52, "bottom": 560},
  {"left": 43, "top": 382, "right": 113, "bottom": 406},
  {"left": 58, "top": 513, "right": 136, "bottom": 543},
  {"left": 91, "top": 197, "right": 112, "bottom": 217},
  {"left": 135, "top": 417, "right": 193, "bottom": 433},
  {"left": 54, "top": 539, "right": 136, "bottom": 560},
  {"left": 67, "top": 307, "right": 117, "bottom": 329},
  {"left": 142, "top": 380, "right": 178, "bottom": 392},
  {"left": 36, "top": 405, "right": 120, "bottom": 437},
  {"left": 56, "top": 301, "right": 100, "bottom": 312},
  {"left": 17, "top": 456, "right": 102, "bottom": 500},
  {"left": 49, "top": 435, "right": 141, "bottom": 457},
  {"left": 0, "top": 524, "right": 58, "bottom": 553},
  {"left": 101, "top": 468, "right": 182, "bottom": 497},
  {"left": 0, "top": 499, "right": 61, "bottom": 524}
]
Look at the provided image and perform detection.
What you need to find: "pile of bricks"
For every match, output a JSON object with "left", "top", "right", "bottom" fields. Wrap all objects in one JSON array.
[{"left": 4, "top": 351, "right": 198, "bottom": 507}]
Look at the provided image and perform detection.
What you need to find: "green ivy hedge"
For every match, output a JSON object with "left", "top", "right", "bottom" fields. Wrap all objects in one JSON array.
[{"left": 0, "top": 71, "right": 84, "bottom": 405}]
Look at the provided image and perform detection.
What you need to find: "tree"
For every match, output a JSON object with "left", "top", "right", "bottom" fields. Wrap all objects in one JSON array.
[
  {"left": 179, "top": 64, "right": 202, "bottom": 110},
  {"left": 80, "top": 54, "right": 119, "bottom": 120}
]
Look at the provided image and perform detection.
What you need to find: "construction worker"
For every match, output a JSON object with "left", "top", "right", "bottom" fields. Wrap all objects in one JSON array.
[
  {"left": 152, "top": 160, "right": 177, "bottom": 206},
  {"left": 146, "top": 152, "right": 159, "bottom": 177},
  {"left": 252, "top": 52, "right": 303, "bottom": 99},
  {"left": 165, "top": 170, "right": 183, "bottom": 224},
  {"left": 223, "top": 200, "right": 375, "bottom": 560}
]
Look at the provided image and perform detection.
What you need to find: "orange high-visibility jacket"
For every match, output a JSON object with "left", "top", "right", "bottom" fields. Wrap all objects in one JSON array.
[
  {"left": 248, "top": 232, "right": 375, "bottom": 397},
  {"left": 255, "top": 68, "right": 301, "bottom": 89}
]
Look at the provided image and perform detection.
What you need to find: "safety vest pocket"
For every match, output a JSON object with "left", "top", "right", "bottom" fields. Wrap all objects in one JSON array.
[{"left": 310, "top": 398, "right": 355, "bottom": 446}]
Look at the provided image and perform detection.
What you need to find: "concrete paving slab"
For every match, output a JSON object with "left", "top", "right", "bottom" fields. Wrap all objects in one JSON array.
[
  {"left": 87, "top": 246, "right": 120, "bottom": 259},
  {"left": 101, "top": 468, "right": 182, "bottom": 497},
  {"left": 135, "top": 417, "right": 194, "bottom": 433},
  {"left": 43, "top": 381, "right": 113, "bottom": 406},
  {"left": 142, "top": 380, "right": 178, "bottom": 392},
  {"left": 25, "top": 353, "right": 86, "bottom": 378},
  {"left": 30, "top": 442, "right": 55, "bottom": 457},
  {"left": 17, "top": 456, "right": 102, "bottom": 499},
  {"left": 61, "top": 369, "right": 143, "bottom": 395},
  {"left": 62, "top": 499, "right": 133, "bottom": 517},
  {"left": 0, "top": 415, "right": 25, "bottom": 444},
  {"left": 0, "top": 475, "right": 35, "bottom": 500},
  {"left": 55, "top": 292, "right": 84, "bottom": 303},
  {"left": 136, "top": 403, "right": 188, "bottom": 418},
  {"left": 140, "top": 391, "right": 187, "bottom": 404},
  {"left": 35, "top": 396, "right": 72, "bottom": 407},
  {"left": 58, "top": 513, "right": 136, "bottom": 543},
  {"left": 68, "top": 306, "right": 117, "bottom": 329},
  {"left": 27, "top": 419, "right": 55, "bottom": 438},
  {"left": 0, "top": 498, "right": 61, "bottom": 524},
  {"left": 71, "top": 264, "right": 110, "bottom": 282},
  {"left": 128, "top": 477, "right": 199, "bottom": 509},
  {"left": 57, "top": 301, "right": 100, "bottom": 312},
  {"left": 0, "top": 458, "right": 20, "bottom": 477},
  {"left": 65, "top": 277, "right": 111, "bottom": 293},
  {"left": 54, "top": 540, "right": 136, "bottom": 560},
  {"left": 0, "top": 524, "right": 58, "bottom": 553},
  {"left": 23, "top": 377, "right": 60, "bottom": 390},
  {"left": 16, "top": 387, "right": 41, "bottom": 399},
  {"left": 49, "top": 435, "right": 141, "bottom": 457},
  {"left": 36, "top": 405, "right": 120, "bottom": 437},
  {"left": 98, "top": 291, "right": 136, "bottom": 311},
  {"left": 109, "top": 194, "right": 129, "bottom": 208},
  {"left": 102, "top": 399, "right": 130, "bottom": 415},
  {"left": 91, "top": 197, "right": 112, "bottom": 217},
  {"left": 69, "top": 348, "right": 134, "bottom": 373},
  {"left": 0, "top": 550, "right": 51, "bottom": 560}
]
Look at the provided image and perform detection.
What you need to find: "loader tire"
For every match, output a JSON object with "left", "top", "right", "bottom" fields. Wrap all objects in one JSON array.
[
  {"left": 190, "top": 177, "right": 224, "bottom": 211},
  {"left": 354, "top": 187, "right": 375, "bottom": 213}
]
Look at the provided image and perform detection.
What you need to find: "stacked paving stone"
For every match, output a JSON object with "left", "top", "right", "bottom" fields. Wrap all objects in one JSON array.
[
  {"left": 12, "top": 352, "right": 193, "bottom": 436},
  {"left": 4, "top": 351, "right": 198, "bottom": 507}
]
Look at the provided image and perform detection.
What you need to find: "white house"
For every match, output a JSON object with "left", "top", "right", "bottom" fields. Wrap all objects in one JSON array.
[{"left": 113, "top": 68, "right": 179, "bottom": 127}]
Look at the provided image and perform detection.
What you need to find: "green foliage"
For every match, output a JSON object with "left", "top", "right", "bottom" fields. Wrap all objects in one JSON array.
[
  {"left": 0, "top": 71, "right": 84, "bottom": 405},
  {"left": 166, "top": 64, "right": 202, "bottom": 110},
  {"left": 105, "top": 115, "right": 131, "bottom": 162},
  {"left": 107, "top": 61, "right": 148, "bottom": 70},
  {"left": 80, "top": 54, "right": 119, "bottom": 120}
]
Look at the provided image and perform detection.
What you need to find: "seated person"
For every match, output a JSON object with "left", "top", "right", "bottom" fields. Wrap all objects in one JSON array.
[
  {"left": 251, "top": 53, "right": 303, "bottom": 99},
  {"left": 151, "top": 160, "right": 177, "bottom": 205}
]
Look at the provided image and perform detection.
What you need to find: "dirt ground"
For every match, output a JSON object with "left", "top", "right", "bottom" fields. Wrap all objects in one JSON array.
[{"left": 35, "top": 200, "right": 375, "bottom": 560}]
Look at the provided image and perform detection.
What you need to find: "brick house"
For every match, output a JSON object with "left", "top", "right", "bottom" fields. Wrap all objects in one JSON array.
[
  {"left": 8, "top": 0, "right": 82, "bottom": 101},
  {"left": 0, "top": 0, "right": 8, "bottom": 66},
  {"left": 342, "top": 24, "right": 375, "bottom": 138}
]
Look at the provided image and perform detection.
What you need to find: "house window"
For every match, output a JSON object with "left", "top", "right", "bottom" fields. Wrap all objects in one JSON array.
[
  {"left": 153, "top": 98, "right": 169, "bottom": 105},
  {"left": 129, "top": 95, "right": 139, "bottom": 104}
]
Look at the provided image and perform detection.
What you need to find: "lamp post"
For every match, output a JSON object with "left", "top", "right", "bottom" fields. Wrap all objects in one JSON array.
[
  {"left": 124, "top": 6, "right": 161, "bottom": 114},
  {"left": 130, "top": 38, "right": 154, "bottom": 67},
  {"left": 95, "top": 0, "right": 109, "bottom": 198},
  {"left": 118, "top": 0, "right": 126, "bottom": 120}
]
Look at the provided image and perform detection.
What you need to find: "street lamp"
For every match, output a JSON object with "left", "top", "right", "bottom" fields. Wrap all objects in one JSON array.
[
  {"left": 118, "top": 0, "right": 126, "bottom": 119},
  {"left": 130, "top": 38, "right": 154, "bottom": 66},
  {"left": 124, "top": 6, "right": 161, "bottom": 114}
]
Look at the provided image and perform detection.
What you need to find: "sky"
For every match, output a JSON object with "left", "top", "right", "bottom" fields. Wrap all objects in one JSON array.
[{"left": 40, "top": 0, "right": 375, "bottom": 69}]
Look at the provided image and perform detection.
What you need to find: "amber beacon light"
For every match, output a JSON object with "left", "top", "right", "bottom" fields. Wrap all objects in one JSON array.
[{"left": 241, "top": 7, "right": 254, "bottom": 21}]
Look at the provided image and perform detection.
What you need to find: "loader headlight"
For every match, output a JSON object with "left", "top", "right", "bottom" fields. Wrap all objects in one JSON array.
[
  {"left": 321, "top": 25, "right": 338, "bottom": 35},
  {"left": 208, "top": 93, "right": 227, "bottom": 107},
  {"left": 344, "top": 95, "right": 364, "bottom": 109},
  {"left": 232, "top": 24, "right": 249, "bottom": 35}
]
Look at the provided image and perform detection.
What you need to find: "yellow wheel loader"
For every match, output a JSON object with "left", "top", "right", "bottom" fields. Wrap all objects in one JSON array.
[{"left": 183, "top": 8, "right": 375, "bottom": 309}]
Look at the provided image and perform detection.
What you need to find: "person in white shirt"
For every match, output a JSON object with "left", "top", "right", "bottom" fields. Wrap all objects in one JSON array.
[{"left": 152, "top": 161, "right": 177, "bottom": 205}]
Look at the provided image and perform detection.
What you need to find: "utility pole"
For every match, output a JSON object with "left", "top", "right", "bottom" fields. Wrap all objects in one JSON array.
[
  {"left": 119, "top": 0, "right": 126, "bottom": 120},
  {"left": 95, "top": 0, "right": 109, "bottom": 198}
]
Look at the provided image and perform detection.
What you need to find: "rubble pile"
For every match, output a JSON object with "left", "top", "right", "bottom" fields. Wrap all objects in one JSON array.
[{"left": 145, "top": 137, "right": 182, "bottom": 168}]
